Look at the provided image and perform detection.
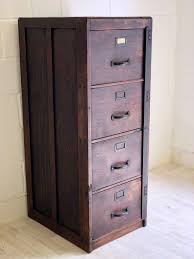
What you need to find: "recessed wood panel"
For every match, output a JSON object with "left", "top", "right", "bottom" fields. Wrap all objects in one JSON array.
[
  {"left": 26, "top": 28, "right": 52, "bottom": 217},
  {"left": 53, "top": 28, "right": 80, "bottom": 234}
]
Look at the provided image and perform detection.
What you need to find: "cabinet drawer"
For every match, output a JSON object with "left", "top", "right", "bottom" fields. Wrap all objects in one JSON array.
[
  {"left": 92, "top": 131, "right": 142, "bottom": 191},
  {"left": 91, "top": 82, "right": 143, "bottom": 140},
  {"left": 92, "top": 179, "right": 141, "bottom": 240},
  {"left": 91, "top": 29, "right": 144, "bottom": 85}
]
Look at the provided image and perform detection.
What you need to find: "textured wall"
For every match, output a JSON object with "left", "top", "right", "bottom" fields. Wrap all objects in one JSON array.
[
  {"left": 0, "top": 0, "right": 176, "bottom": 222},
  {"left": 172, "top": 0, "right": 194, "bottom": 168}
]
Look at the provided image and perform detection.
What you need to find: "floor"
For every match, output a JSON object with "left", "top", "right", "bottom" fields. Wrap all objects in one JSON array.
[{"left": 0, "top": 164, "right": 194, "bottom": 259}]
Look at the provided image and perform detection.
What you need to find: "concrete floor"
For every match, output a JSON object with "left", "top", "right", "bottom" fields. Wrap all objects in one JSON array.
[{"left": 0, "top": 164, "right": 194, "bottom": 259}]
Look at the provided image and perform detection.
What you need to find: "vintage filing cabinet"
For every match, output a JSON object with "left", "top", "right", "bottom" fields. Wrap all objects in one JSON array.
[{"left": 19, "top": 17, "right": 152, "bottom": 252}]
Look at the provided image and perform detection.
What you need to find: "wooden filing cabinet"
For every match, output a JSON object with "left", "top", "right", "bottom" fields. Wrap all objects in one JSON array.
[{"left": 18, "top": 17, "right": 152, "bottom": 252}]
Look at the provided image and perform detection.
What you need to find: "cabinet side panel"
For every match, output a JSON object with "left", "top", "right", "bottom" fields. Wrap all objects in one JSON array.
[
  {"left": 26, "top": 28, "right": 52, "bottom": 217},
  {"left": 53, "top": 29, "right": 80, "bottom": 234}
]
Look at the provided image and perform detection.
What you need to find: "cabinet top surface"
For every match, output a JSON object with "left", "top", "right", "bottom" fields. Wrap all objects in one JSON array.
[
  {"left": 19, "top": 17, "right": 152, "bottom": 19},
  {"left": 18, "top": 17, "right": 152, "bottom": 30}
]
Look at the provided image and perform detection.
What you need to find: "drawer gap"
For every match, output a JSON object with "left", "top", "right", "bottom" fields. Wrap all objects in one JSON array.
[
  {"left": 91, "top": 78, "right": 144, "bottom": 89},
  {"left": 92, "top": 175, "right": 141, "bottom": 195},
  {"left": 92, "top": 129, "right": 141, "bottom": 144}
]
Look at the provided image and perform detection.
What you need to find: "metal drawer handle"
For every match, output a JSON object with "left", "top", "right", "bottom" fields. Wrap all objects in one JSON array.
[
  {"left": 111, "top": 160, "right": 130, "bottom": 171},
  {"left": 111, "top": 208, "right": 129, "bottom": 218},
  {"left": 111, "top": 111, "right": 130, "bottom": 121},
  {"left": 111, "top": 59, "right": 130, "bottom": 67}
]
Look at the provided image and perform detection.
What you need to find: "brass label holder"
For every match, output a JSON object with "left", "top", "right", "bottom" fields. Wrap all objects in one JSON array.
[{"left": 115, "top": 37, "right": 126, "bottom": 46}]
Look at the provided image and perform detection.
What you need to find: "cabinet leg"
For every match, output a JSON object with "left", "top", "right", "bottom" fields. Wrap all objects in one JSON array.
[{"left": 142, "top": 219, "right": 147, "bottom": 227}]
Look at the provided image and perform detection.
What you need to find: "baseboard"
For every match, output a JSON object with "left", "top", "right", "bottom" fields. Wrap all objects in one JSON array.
[
  {"left": 0, "top": 195, "right": 27, "bottom": 223},
  {"left": 173, "top": 147, "right": 194, "bottom": 169}
]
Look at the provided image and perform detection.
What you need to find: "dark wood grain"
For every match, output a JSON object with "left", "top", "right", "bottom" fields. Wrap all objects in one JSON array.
[
  {"left": 53, "top": 28, "right": 80, "bottom": 234},
  {"left": 75, "top": 18, "right": 91, "bottom": 251},
  {"left": 26, "top": 28, "right": 52, "bottom": 217},
  {"left": 91, "top": 29, "right": 144, "bottom": 85},
  {"left": 19, "top": 17, "right": 152, "bottom": 253},
  {"left": 18, "top": 17, "right": 77, "bottom": 29},
  {"left": 46, "top": 29, "right": 57, "bottom": 221},
  {"left": 92, "top": 130, "right": 142, "bottom": 190},
  {"left": 91, "top": 82, "right": 143, "bottom": 139},
  {"left": 92, "top": 178, "right": 141, "bottom": 240}
]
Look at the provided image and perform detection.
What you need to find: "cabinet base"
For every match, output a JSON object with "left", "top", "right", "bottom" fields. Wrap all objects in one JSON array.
[
  {"left": 91, "top": 220, "right": 143, "bottom": 251},
  {"left": 29, "top": 209, "right": 145, "bottom": 253},
  {"left": 28, "top": 209, "right": 91, "bottom": 252},
  {"left": 142, "top": 218, "right": 147, "bottom": 227}
]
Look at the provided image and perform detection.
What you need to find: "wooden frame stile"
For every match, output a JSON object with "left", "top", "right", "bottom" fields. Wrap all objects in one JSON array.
[
  {"left": 142, "top": 19, "right": 152, "bottom": 226},
  {"left": 76, "top": 18, "right": 91, "bottom": 252},
  {"left": 18, "top": 20, "right": 34, "bottom": 215},
  {"left": 86, "top": 18, "right": 93, "bottom": 252},
  {"left": 45, "top": 28, "right": 57, "bottom": 222}
]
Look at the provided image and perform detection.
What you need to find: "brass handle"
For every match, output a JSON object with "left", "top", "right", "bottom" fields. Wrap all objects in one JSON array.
[
  {"left": 111, "top": 208, "right": 129, "bottom": 218},
  {"left": 111, "top": 59, "right": 130, "bottom": 67},
  {"left": 111, "top": 111, "right": 130, "bottom": 121},
  {"left": 111, "top": 160, "right": 130, "bottom": 171}
]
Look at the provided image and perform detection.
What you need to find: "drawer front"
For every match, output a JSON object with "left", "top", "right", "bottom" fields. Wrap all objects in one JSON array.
[
  {"left": 92, "top": 179, "right": 141, "bottom": 240},
  {"left": 91, "top": 29, "right": 144, "bottom": 85},
  {"left": 91, "top": 82, "right": 143, "bottom": 140},
  {"left": 92, "top": 131, "right": 142, "bottom": 191}
]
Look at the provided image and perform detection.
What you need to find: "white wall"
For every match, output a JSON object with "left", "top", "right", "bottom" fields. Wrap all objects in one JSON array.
[
  {"left": 112, "top": 1, "right": 177, "bottom": 169},
  {"left": 0, "top": 0, "right": 176, "bottom": 222},
  {"left": 172, "top": 0, "right": 194, "bottom": 168}
]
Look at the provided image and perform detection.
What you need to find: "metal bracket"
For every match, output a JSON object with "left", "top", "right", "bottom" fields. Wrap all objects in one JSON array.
[
  {"left": 146, "top": 90, "right": 150, "bottom": 102},
  {"left": 88, "top": 184, "right": 92, "bottom": 193},
  {"left": 148, "top": 29, "right": 152, "bottom": 41},
  {"left": 144, "top": 185, "right": 148, "bottom": 196}
]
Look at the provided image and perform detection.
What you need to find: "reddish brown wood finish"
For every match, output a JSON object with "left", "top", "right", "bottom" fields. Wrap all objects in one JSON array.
[
  {"left": 91, "top": 29, "right": 144, "bottom": 85},
  {"left": 18, "top": 17, "right": 152, "bottom": 253},
  {"left": 92, "top": 220, "right": 143, "bottom": 249},
  {"left": 91, "top": 82, "right": 143, "bottom": 139},
  {"left": 90, "top": 17, "right": 152, "bottom": 30},
  {"left": 19, "top": 18, "right": 90, "bottom": 252},
  {"left": 92, "top": 178, "right": 141, "bottom": 240},
  {"left": 92, "top": 130, "right": 142, "bottom": 190}
]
